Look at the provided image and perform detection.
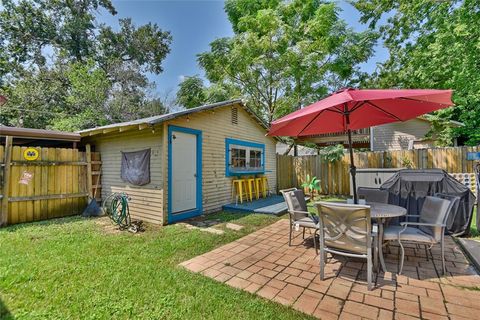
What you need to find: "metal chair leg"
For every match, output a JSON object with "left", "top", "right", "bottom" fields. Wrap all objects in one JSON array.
[
  {"left": 319, "top": 235, "right": 325, "bottom": 280},
  {"left": 312, "top": 229, "right": 318, "bottom": 255},
  {"left": 373, "top": 239, "right": 379, "bottom": 287},
  {"left": 367, "top": 250, "right": 373, "bottom": 291},
  {"left": 424, "top": 245, "right": 429, "bottom": 261},
  {"left": 289, "top": 223, "right": 292, "bottom": 246},
  {"left": 441, "top": 234, "right": 446, "bottom": 275},
  {"left": 398, "top": 239, "right": 405, "bottom": 275},
  {"left": 319, "top": 249, "right": 325, "bottom": 281},
  {"left": 302, "top": 227, "right": 305, "bottom": 239},
  {"left": 396, "top": 242, "right": 400, "bottom": 272}
]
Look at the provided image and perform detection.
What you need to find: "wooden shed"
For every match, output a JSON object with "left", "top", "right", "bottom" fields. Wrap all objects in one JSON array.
[{"left": 79, "top": 100, "right": 277, "bottom": 225}]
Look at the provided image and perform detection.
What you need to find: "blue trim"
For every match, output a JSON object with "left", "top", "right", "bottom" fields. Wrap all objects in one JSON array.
[
  {"left": 168, "top": 125, "right": 203, "bottom": 223},
  {"left": 225, "top": 138, "right": 265, "bottom": 177}
]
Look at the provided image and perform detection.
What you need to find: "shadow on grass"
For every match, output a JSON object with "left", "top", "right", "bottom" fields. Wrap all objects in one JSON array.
[
  {"left": 0, "top": 298, "right": 13, "bottom": 320},
  {"left": 179, "top": 211, "right": 287, "bottom": 233},
  {"left": 191, "top": 210, "right": 286, "bottom": 222},
  {"left": 470, "top": 227, "right": 479, "bottom": 238},
  {"left": 205, "top": 211, "right": 272, "bottom": 223},
  {"left": 0, "top": 215, "right": 92, "bottom": 233}
]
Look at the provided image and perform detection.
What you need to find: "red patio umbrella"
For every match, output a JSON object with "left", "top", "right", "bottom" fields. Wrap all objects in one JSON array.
[{"left": 268, "top": 88, "right": 454, "bottom": 203}]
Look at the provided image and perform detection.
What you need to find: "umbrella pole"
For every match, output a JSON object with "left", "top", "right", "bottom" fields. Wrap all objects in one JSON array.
[{"left": 347, "top": 128, "right": 358, "bottom": 204}]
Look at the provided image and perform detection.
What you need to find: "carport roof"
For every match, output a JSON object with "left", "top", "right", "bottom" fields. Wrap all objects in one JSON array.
[{"left": 0, "top": 126, "right": 81, "bottom": 142}]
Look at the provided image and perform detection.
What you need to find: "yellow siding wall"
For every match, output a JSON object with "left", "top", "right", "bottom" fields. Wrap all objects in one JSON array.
[
  {"left": 88, "top": 129, "right": 165, "bottom": 224},
  {"left": 166, "top": 104, "right": 277, "bottom": 218}
]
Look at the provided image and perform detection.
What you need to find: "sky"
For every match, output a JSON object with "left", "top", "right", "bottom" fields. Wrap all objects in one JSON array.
[{"left": 97, "top": 0, "right": 389, "bottom": 96}]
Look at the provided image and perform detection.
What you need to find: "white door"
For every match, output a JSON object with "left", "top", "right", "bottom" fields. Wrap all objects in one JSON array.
[{"left": 171, "top": 131, "right": 197, "bottom": 213}]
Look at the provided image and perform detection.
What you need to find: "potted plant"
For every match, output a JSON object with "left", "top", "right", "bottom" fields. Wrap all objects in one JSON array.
[{"left": 301, "top": 174, "right": 321, "bottom": 200}]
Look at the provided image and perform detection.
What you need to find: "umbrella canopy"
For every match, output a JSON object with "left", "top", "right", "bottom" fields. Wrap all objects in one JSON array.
[{"left": 268, "top": 88, "right": 454, "bottom": 202}]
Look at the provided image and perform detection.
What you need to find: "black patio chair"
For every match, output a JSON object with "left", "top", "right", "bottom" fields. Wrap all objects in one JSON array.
[
  {"left": 383, "top": 196, "right": 452, "bottom": 274},
  {"left": 280, "top": 188, "right": 319, "bottom": 252},
  {"left": 357, "top": 187, "right": 389, "bottom": 204}
]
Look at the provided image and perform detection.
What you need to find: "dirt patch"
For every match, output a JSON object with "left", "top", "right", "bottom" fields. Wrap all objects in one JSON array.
[
  {"left": 93, "top": 217, "right": 123, "bottom": 234},
  {"left": 93, "top": 217, "right": 160, "bottom": 235}
]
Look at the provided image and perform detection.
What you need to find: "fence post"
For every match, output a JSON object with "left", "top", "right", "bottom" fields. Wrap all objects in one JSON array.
[
  {"left": 86, "top": 144, "right": 93, "bottom": 202},
  {"left": 1, "top": 136, "right": 13, "bottom": 226}
]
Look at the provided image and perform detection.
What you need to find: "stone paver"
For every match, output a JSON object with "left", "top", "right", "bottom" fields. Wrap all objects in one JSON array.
[
  {"left": 180, "top": 219, "right": 480, "bottom": 319},
  {"left": 225, "top": 222, "right": 244, "bottom": 231},
  {"left": 181, "top": 223, "right": 225, "bottom": 234}
]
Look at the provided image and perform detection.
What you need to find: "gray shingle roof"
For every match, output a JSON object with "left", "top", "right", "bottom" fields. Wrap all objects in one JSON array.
[{"left": 77, "top": 99, "right": 269, "bottom": 136}]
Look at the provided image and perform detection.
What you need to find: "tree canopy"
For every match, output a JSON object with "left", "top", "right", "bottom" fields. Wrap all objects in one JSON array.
[
  {"left": 353, "top": 0, "right": 480, "bottom": 145},
  {"left": 0, "top": 0, "right": 171, "bottom": 130},
  {"left": 176, "top": 0, "right": 377, "bottom": 124},
  {"left": 175, "top": 75, "right": 241, "bottom": 109},
  {"left": 2, "top": 0, "right": 478, "bottom": 147},
  {"left": 175, "top": 76, "right": 207, "bottom": 109}
]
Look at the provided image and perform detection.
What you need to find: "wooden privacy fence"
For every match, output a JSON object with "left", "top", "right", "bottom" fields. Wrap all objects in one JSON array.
[
  {"left": 277, "top": 146, "right": 480, "bottom": 196},
  {"left": 0, "top": 142, "right": 101, "bottom": 226}
]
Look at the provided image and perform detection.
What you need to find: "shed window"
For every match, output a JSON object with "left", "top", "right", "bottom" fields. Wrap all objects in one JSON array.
[
  {"left": 231, "top": 147, "right": 246, "bottom": 168},
  {"left": 226, "top": 138, "right": 265, "bottom": 176},
  {"left": 249, "top": 150, "right": 262, "bottom": 168}
]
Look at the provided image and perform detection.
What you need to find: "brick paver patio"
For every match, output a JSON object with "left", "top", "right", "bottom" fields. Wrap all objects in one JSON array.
[{"left": 180, "top": 219, "right": 480, "bottom": 319}]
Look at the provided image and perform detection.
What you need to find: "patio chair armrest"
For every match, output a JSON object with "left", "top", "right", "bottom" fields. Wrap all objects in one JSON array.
[
  {"left": 290, "top": 210, "right": 310, "bottom": 216},
  {"left": 290, "top": 210, "right": 319, "bottom": 224},
  {"left": 399, "top": 222, "right": 446, "bottom": 228}
]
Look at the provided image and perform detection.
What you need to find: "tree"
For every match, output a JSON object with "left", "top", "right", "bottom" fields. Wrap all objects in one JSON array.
[
  {"left": 97, "top": 18, "right": 172, "bottom": 76},
  {"left": 0, "top": 0, "right": 116, "bottom": 76},
  {"left": 0, "top": 0, "right": 172, "bottom": 131},
  {"left": 353, "top": 0, "right": 480, "bottom": 145},
  {"left": 176, "top": 76, "right": 207, "bottom": 109},
  {"left": 198, "top": 0, "right": 377, "bottom": 124},
  {"left": 176, "top": 75, "right": 241, "bottom": 109}
]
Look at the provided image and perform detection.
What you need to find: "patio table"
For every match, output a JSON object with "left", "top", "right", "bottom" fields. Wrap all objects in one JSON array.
[{"left": 368, "top": 202, "right": 407, "bottom": 272}]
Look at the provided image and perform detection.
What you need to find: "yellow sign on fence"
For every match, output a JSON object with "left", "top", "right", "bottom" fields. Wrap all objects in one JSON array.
[{"left": 23, "top": 147, "right": 39, "bottom": 161}]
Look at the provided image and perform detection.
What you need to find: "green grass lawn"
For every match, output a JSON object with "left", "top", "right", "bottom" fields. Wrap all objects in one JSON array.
[
  {"left": 0, "top": 212, "right": 313, "bottom": 320},
  {"left": 470, "top": 207, "right": 479, "bottom": 238}
]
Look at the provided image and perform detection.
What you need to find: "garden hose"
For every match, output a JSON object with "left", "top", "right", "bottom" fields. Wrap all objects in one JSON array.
[{"left": 103, "top": 192, "right": 131, "bottom": 230}]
